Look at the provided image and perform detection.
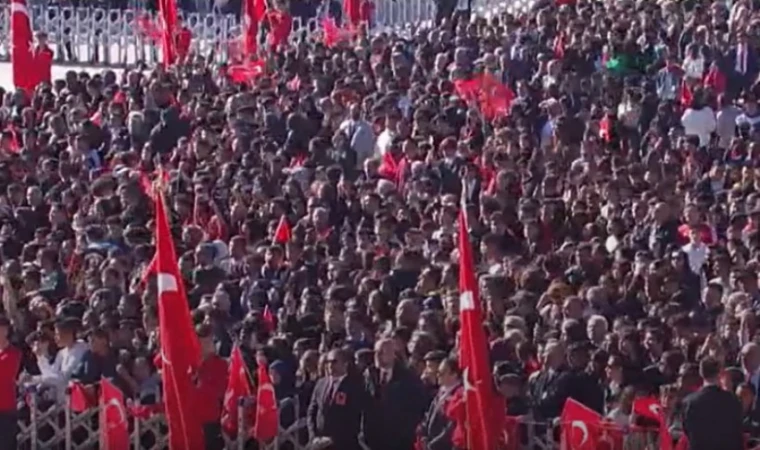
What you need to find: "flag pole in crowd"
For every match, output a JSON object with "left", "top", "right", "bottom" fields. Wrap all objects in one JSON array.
[
  {"left": 154, "top": 182, "right": 205, "bottom": 449},
  {"left": 457, "top": 181, "right": 502, "bottom": 450}
]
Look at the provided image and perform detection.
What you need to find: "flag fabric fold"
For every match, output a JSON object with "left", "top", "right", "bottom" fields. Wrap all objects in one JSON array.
[
  {"left": 159, "top": 0, "right": 179, "bottom": 66},
  {"left": 456, "top": 183, "right": 501, "bottom": 450},
  {"left": 69, "top": 381, "right": 97, "bottom": 412},
  {"left": 560, "top": 398, "right": 602, "bottom": 450},
  {"left": 273, "top": 215, "right": 292, "bottom": 244},
  {"left": 154, "top": 193, "right": 205, "bottom": 450},
  {"left": 633, "top": 397, "right": 672, "bottom": 450},
  {"left": 11, "top": 0, "right": 37, "bottom": 93},
  {"left": 222, "top": 345, "right": 255, "bottom": 437},
  {"left": 100, "top": 378, "right": 130, "bottom": 450},
  {"left": 253, "top": 362, "right": 279, "bottom": 441}
]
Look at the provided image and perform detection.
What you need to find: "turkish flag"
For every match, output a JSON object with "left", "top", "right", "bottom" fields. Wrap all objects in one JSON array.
[
  {"left": 159, "top": 0, "right": 179, "bottom": 66},
  {"left": 253, "top": 362, "right": 279, "bottom": 442},
  {"left": 633, "top": 397, "right": 672, "bottom": 450},
  {"left": 69, "top": 381, "right": 97, "bottom": 412},
  {"left": 10, "top": 0, "right": 36, "bottom": 93},
  {"left": 596, "top": 421, "right": 624, "bottom": 450},
  {"left": 221, "top": 345, "right": 255, "bottom": 437},
  {"left": 344, "top": 0, "right": 361, "bottom": 26},
  {"left": 456, "top": 184, "right": 501, "bottom": 450},
  {"left": 99, "top": 378, "right": 130, "bottom": 450},
  {"left": 273, "top": 215, "right": 291, "bottom": 244},
  {"left": 321, "top": 17, "right": 355, "bottom": 48},
  {"left": 479, "top": 73, "right": 514, "bottom": 120},
  {"left": 242, "top": 0, "right": 266, "bottom": 57},
  {"left": 266, "top": 9, "right": 292, "bottom": 51},
  {"left": 560, "top": 398, "right": 602, "bottom": 450},
  {"left": 154, "top": 194, "right": 205, "bottom": 450},
  {"left": 227, "top": 60, "right": 266, "bottom": 84},
  {"left": 501, "top": 415, "right": 520, "bottom": 450}
]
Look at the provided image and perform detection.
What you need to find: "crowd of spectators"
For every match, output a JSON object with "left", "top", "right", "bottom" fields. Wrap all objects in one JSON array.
[{"left": 4, "top": 0, "right": 760, "bottom": 449}]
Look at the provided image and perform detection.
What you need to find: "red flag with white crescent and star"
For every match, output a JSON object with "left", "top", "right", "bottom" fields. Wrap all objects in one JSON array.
[
  {"left": 560, "top": 398, "right": 602, "bottom": 450},
  {"left": 457, "top": 182, "right": 501, "bottom": 450},
  {"left": 99, "top": 377, "right": 129, "bottom": 450},
  {"left": 253, "top": 361, "right": 279, "bottom": 442},
  {"left": 221, "top": 345, "right": 255, "bottom": 437},
  {"left": 155, "top": 193, "right": 205, "bottom": 450},
  {"left": 633, "top": 397, "right": 672, "bottom": 450},
  {"left": 158, "top": 0, "right": 179, "bottom": 66},
  {"left": 10, "top": 0, "right": 37, "bottom": 93}
]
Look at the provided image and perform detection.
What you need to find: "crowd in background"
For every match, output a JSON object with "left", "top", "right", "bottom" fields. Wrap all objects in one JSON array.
[{"left": 3, "top": 0, "right": 760, "bottom": 449}]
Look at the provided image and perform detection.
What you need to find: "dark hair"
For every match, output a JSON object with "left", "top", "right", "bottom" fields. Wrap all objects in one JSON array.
[{"left": 699, "top": 357, "right": 721, "bottom": 380}]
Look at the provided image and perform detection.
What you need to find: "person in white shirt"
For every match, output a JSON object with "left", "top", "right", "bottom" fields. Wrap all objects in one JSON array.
[
  {"left": 32, "top": 317, "right": 88, "bottom": 403},
  {"left": 339, "top": 103, "right": 376, "bottom": 165},
  {"left": 374, "top": 113, "right": 399, "bottom": 157},
  {"left": 682, "top": 227, "right": 709, "bottom": 277},
  {"left": 681, "top": 96, "right": 716, "bottom": 148}
]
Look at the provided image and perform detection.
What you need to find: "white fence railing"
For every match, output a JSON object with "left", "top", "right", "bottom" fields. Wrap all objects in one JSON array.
[
  {"left": 0, "top": 0, "right": 535, "bottom": 67},
  {"left": 13, "top": 385, "right": 693, "bottom": 450}
]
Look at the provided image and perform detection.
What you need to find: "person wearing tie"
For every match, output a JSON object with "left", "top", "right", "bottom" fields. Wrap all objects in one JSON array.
[
  {"left": 362, "top": 339, "right": 428, "bottom": 450},
  {"left": 419, "top": 356, "right": 462, "bottom": 450},
  {"left": 307, "top": 348, "right": 369, "bottom": 450},
  {"left": 683, "top": 357, "right": 744, "bottom": 450},
  {"left": 730, "top": 31, "right": 758, "bottom": 96}
]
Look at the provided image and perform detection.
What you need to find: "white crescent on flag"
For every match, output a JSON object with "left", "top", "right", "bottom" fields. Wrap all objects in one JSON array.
[
  {"left": 462, "top": 367, "right": 475, "bottom": 392},
  {"left": 502, "top": 429, "right": 510, "bottom": 447},
  {"left": 105, "top": 398, "right": 127, "bottom": 429},
  {"left": 460, "top": 291, "right": 475, "bottom": 311},
  {"left": 157, "top": 273, "right": 178, "bottom": 293},
  {"left": 571, "top": 421, "right": 589, "bottom": 447}
]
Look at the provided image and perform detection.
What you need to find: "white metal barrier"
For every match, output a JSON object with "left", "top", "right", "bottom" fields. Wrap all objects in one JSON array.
[
  {"left": 16, "top": 385, "right": 305, "bottom": 450},
  {"left": 0, "top": 0, "right": 536, "bottom": 67},
  {"left": 14, "top": 386, "right": 680, "bottom": 450}
]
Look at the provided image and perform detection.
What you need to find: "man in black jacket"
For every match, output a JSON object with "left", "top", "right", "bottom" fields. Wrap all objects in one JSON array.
[
  {"left": 307, "top": 348, "right": 369, "bottom": 450},
  {"left": 683, "top": 357, "right": 743, "bottom": 450},
  {"left": 362, "top": 338, "right": 428, "bottom": 450},
  {"left": 420, "top": 356, "right": 462, "bottom": 450}
]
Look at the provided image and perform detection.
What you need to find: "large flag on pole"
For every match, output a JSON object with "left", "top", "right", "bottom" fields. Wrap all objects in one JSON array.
[
  {"left": 457, "top": 182, "right": 501, "bottom": 450},
  {"left": 159, "top": 0, "right": 178, "bottom": 66},
  {"left": 155, "top": 190, "right": 204, "bottom": 449},
  {"left": 10, "top": 0, "right": 36, "bottom": 92}
]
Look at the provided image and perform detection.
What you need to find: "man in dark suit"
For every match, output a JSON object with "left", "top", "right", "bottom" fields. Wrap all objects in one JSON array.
[
  {"left": 683, "top": 357, "right": 744, "bottom": 450},
  {"left": 728, "top": 31, "right": 759, "bottom": 96},
  {"left": 419, "top": 356, "right": 462, "bottom": 450},
  {"left": 307, "top": 348, "right": 369, "bottom": 450},
  {"left": 362, "top": 339, "right": 428, "bottom": 450}
]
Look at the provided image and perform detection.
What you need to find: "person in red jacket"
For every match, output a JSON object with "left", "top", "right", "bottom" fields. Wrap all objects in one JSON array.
[
  {"left": 195, "top": 324, "right": 229, "bottom": 449},
  {"left": 32, "top": 32, "right": 54, "bottom": 88},
  {"left": 0, "top": 316, "right": 22, "bottom": 450}
]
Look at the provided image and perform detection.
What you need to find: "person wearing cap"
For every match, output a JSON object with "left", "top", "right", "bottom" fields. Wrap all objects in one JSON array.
[
  {"left": 0, "top": 316, "right": 21, "bottom": 450},
  {"left": 419, "top": 355, "right": 461, "bottom": 450},
  {"left": 31, "top": 317, "right": 88, "bottom": 404}
]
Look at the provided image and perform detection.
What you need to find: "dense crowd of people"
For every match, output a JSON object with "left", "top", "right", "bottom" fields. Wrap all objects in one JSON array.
[{"left": 4, "top": 0, "right": 760, "bottom": 449}]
